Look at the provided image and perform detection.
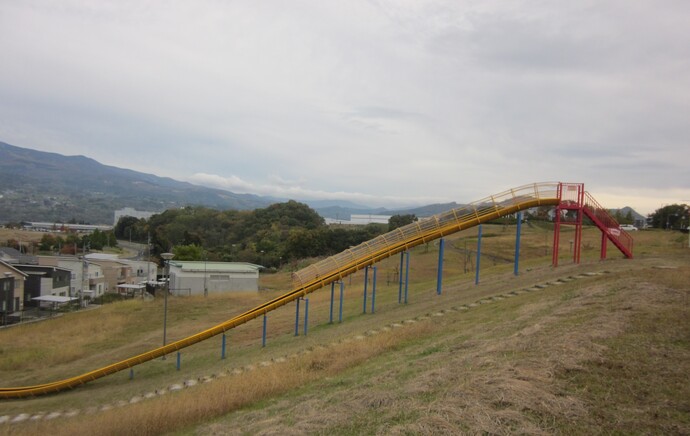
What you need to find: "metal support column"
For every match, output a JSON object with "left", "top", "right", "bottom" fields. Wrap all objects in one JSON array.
[
  {"left": 371, "top": 266, "right": 377, "bottom": 313},
  {"left": 294, "top": 297, "right": 301, "bottom": 336},
  {"left": 176, "top": 352, "right": 181, "bottom": 371},
  {"left": 436, "top": 238, "right": 445, "bottom": 295},
  {"left": 475, "top": 224, "right": 483, "bottom": 285},
  {"left": 362, "top": 266, "right": 369, "bottom": 314},
  {"left": 338, "top": 282, "right": 344, "bottom": 323},
  {"left": 552, "top": 186, "right": 563, "bottom": 267},
  {"left": 514, "top": 212, "right": 522, "bottom": 276},
  {"left": 398, "top": 252, "right": 404, "bottom": 303},
  {"left": 262, "top": 314, "right": 267, "bottom": 348},
  {"left": 574, "top": 208, "right": 583, "bottom": 264},
  {"left": 304, "top": 298, "right": 309, "bottom": 336},
  {"left": 404, "top": 251, "right": 410, "bottom": 304},
  {"left": 221, "top": 333, "right": 227, "bottom": 360},
  {"left": 329, "top": 282, "right": 335, "bottom": 324}
]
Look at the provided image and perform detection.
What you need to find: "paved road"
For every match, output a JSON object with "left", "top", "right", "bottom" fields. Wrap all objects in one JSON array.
[{"left": 116, "top": 240, "right": 150, "bottom": 260}]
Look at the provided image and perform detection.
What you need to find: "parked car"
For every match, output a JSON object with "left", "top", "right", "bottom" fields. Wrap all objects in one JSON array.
[{"left": 620, "top": 224, "right": 638, "bottom": 231}]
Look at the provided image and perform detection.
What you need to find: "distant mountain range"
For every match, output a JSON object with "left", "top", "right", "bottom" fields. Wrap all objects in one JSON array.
[
  {"left": 0, "top": 141, "right": 273, "bottom": 224},
  {"left": 0, "top": 141, "right": 643, "bottom": 226},
  {"left": 0, "top": 141, "right": 461, "bottom": 225}
]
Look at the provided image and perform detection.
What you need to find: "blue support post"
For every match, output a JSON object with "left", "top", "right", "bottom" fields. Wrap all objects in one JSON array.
[
  {"left": 436, "top": 238, "right": 445, "bottom": 295},
  {"left": 262, "top": 314, "right": 267, "bottom": 348},
  {"left": 514, "top": 212, "right": 523, "bottom": 276},
  {"left": 129, "top": 368, "right": 134, "bottom": 380},
  {"left": 176, "top": 352, "right": 181, "bottom": 371},
  {"left": 363, "top": 266, "right": 369, "bottom": 314},
  {"left": 475, "top": 224, "right": 483, "bottom": 285},
  {"left": 339, "top": 281, "right": 344, "bottom": 323},
  {"left": 221, "top": 333, "right": 227, "bottom": 360},
  {"left": 404, "top": 251, "right": 410, "bottom": 304},
  {"left": 371, "top": 266, "right": 377, "bottom": 313},
  {"left": 398, "top": 252, "right": 404, "bottom": 303},
  {"left": 329, "top": 282, "right": 335, "bottom": 324},
  {"left": 294, "top": 297, "right": 301, "bottom": 336},
  {"left": 304, "top": 298, "right": 309, "bottom": 336}
]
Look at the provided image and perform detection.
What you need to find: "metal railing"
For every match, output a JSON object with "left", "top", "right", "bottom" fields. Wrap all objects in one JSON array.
[
  {"left": 583, "top": 192, "right": 634, "bottom": 256},
  {"left": 292, "top": 182, "right": 561, "bottom": 289}
]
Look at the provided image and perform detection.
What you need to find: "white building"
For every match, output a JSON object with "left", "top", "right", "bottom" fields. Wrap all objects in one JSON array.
[
  {"left": 325, "top": 214, "right": 392, "bottom": 225},
  {"left": 118, "top": 259, "right": 158, "bottom": 285},
  {"left": 38, "top": 255, "right": 107, "bottom": 299},
  {"left": 167, "top": 261, "right": 262, "bottom": 296}
]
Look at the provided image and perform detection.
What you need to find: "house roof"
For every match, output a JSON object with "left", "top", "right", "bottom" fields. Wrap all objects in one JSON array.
[
  {"left": 85, "top": 253, "right": 120, "bottom": 261},
  {"left": 12, "top": 264, "right": 72, "bottom": 275},
  {"left": 117, "top": 284, "right": 146, "bottom": 290},
  {"left": 0, "top": 260, "right": 29, "bottom": 277},
  {"left": 0, "top": 247, "right": 38, "bottom": 265},
  {"left": 169, "top": 261, "right": 262, "bottom": 273},
  {"left": 32, "top": 295, "right": 78, "bottom": 303}
]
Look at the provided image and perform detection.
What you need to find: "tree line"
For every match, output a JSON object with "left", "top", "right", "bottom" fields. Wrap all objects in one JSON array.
[{"left": 114, "top": 201, "right": 416, "bottom": 268}]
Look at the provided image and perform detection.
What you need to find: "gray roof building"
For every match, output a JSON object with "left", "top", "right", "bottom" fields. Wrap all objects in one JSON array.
[{"left": 167, "top": 261, "right": 262, "bottom": 295}]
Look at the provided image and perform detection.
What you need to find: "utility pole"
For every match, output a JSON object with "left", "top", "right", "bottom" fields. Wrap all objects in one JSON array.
[
  {"left": 147, "top": 233, "right": 151, "bottom": 283},
  {"left": 204, "top": 251, "right": 208, "bottom": 298},
  {"left": 681, "top": 200, "right": 690, "bottom": 248},
  {"left": 81, "top": 257, "right": 87, "bottom": 308},
  {"left": 161, "top": 252, "right": 175, "bottom": 356}
]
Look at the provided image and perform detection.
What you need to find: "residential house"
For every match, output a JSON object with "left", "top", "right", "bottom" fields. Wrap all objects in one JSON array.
[
  {"left": 0, "top": 260, "right": 27, "bottom": 325},
  {"left": 85, "top": 254, "right": 134, "bottom": 294},
  {"left": 85, "top": 262, "right": 107, "bottom": 299},
  {"left": 13, "top": 264, "right": 71, "bottom": 307},
  {"left": 118, "top": 259, "right": 158, "bottom": 285},
  {"left": 37, "top": 255, "right": 106, "bottom": 300}
]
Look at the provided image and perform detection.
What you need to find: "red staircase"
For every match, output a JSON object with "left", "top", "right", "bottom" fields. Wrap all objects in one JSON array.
[{"left": 552, "top": 183, "right": 633, "bottom": 266}]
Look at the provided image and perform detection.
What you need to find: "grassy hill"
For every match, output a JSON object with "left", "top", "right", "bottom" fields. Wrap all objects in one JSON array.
[{"left": 1, "top": 225, "right": 688, "bottom": 434}]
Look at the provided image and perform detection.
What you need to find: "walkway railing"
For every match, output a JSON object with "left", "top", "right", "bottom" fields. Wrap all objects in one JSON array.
[
  {"left": 292, "top": 182, "right": 561, "bottom": 290},
  {"left": 582, "top": 192, "right": 634, "bottom": 257}
]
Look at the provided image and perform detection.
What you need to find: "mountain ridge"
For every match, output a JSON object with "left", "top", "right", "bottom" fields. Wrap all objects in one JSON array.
[
  {"left": 0, "top": 141, "right": 273, "bottom": 224},
  {"left": 0, "top": 141, "right": 645, "bottom": 226}
]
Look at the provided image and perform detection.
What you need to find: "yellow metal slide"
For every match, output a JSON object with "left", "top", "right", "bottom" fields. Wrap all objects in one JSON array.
[{"left": 0, "top": 182, "right": 561, "bottom": 398}]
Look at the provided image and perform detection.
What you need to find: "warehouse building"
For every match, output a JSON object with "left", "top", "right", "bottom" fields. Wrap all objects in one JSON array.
[{"left": 167, "top": 261, "right": 262, "bottom": 296}]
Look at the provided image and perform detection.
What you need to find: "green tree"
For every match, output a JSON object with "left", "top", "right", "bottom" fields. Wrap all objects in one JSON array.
[
  {"left": 39, "top": 234, "right": 57, "bottom": 251},
  {"left": 114, "top": 216, "right": 145, "bottom": 242},
  {"left": 648, "top": 204, "right": 689, "bottom": 229},
  {"left": 173, "top": 244, "right": 204, "bottom": 261},
  {"left": 624, "top": 210, "right": 634, "bottom": 224},
  {"left": 388, "top": 214, "right": 417, "bottom": 231}
]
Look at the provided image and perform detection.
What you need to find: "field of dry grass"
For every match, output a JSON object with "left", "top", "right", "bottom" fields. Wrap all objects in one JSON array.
[{"left": 1, "top": 225, "right": 689, "bottom": 435}]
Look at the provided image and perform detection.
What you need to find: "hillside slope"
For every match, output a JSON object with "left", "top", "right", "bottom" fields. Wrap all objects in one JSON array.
[
  {"left": 2, "top": 228, "right": 688, "bottom": 435},
  {"left": 0, "top": 141, "right": 272, "bottom": 224}
]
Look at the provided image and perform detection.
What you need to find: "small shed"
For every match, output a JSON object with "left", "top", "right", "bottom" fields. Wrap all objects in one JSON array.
[
  {"left": 167, "top": 261, "right": 261, "bottom": 296},
  {"left": 117, "top": 283, "right": 146, "bottom": 298},
  {"left": 32, "top": 295, "right": 79, "bottom": 312}
]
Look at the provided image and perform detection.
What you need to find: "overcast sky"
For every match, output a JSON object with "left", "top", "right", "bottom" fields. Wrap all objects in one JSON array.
[{"left": 2, "top": 1, "right": 689, "bottom": 214}]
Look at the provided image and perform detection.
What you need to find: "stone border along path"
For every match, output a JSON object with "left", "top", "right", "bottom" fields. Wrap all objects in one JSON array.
[{"left": 1, "top": 271, "right": 609, "bottom": 425}]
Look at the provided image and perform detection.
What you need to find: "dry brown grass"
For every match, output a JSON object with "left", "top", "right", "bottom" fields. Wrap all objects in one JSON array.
[
  {"left": 13, "top": 323, "right": 430, "bottom": 436},
  {"left": 1, "top": 226, "right": 688, "bottom": 435},
  {"left": 183, "top": 261, "right": 690, "bottom": 435}
]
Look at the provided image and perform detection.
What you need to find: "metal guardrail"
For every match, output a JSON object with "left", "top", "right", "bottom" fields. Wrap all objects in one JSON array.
[
  {"left": 291, "top": 182, "right": 561, "bottom": 289},
  {"left": 0, "top": 182, "right": 563, "bottom": 398},
  {"left": 583, "top": 192, "right": 634, "bottom": 256}
]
